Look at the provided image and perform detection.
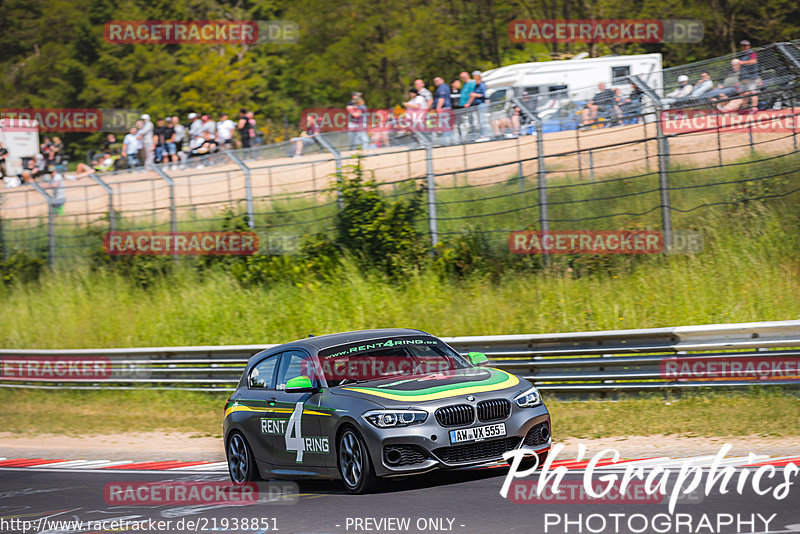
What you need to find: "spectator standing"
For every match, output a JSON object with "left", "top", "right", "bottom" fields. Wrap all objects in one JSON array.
[
  {"left": 465, "top": 70, "right": 490, "bottom": 139},
  {"left": 450, "top": 79, "right": 462, "bottom": 109},
  {"left": 122, "top": 126, "right": 139, "bottom": 169},
  {"left": 138, "top": 114, "right": 154, "bottom": 166},
  {"left": 172, "top": 116, "right": 186, "bottom": 153},
  {"left": 738, "top": 40, "right": 759, "bottom": 110},
  {"left": 188, "top": 112, "right": 203, "bottom": 143},
  {"left": 459, "top": 72, "right": 475, "bottom": 108},
  {"left": 237, "top": 109, "right": 254, "bottom": 149},
  {"left": 135, "top": 120, "right": 146, "bottom": 166},
  {"left": 432, "top": 76, "right": 453, "bottom": 143},
  {"left": 346, "top": 92, "right": 369, "bottom": 151},
  {"left": 216, "top": 113, "right": 236, "bottom": 148},
  {"left": 414, "top": 79, "right": 433, "bottom": 111},
  {"left": 154, "top": 118, "right": 169, "bottom": 163},
  {"left": 51, "top": 136, "right": 64, "bottom": 172},
  {"left": 161, "top": 117, "right": 177, "bottom": 168}
]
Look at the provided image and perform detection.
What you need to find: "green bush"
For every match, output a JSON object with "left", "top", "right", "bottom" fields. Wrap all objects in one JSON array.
[{"left": 0, "top": 250, "right": 46, "bottom": 286}]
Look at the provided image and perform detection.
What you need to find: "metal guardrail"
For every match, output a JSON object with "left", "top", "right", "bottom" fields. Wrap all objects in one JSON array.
[{"left": 1, "top": 320, "right": 799, "bottom": 394}]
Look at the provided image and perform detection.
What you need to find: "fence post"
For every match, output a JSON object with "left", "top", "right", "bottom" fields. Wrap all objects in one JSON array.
[
  {"left": 588, "top": 149, "right": 595, "bottom": 182},
  {"left": 655, "top": 109, "right": 674, "bottom": 247},
  {"left": 575, "top": 128, "right": 583, "bottom": 178},
  {"left": 516, "top": 135, "right": 524, "bottom": 192},
  {"left": 88, "top": 174, "right": 116, "bottom": 231},
  {"left": 0, "top": 195, "right": 5, "bottom": 261},
  {"left": 150, "top": 165, "right": 178, "bottom": 263},
  {"left": 225, "top": 152, "right": 255, "bottom": 228},
  {"left": 414, "top": 132, "right": 438, "bottom": 249},
  {"left": 31, "top": 182, "right": 56, "bottom": 268},
  {"left": 793, "top": 92, "right": 798, "bottom": 151},
  {"left": 314, "top": 135, "right": 343, "bottom": 208},
  {"left": 629, "top": 74, "right": 673, "bottom": 247},
  {"left": 514, "top": 96, "right": 550, "bottom": 267}
]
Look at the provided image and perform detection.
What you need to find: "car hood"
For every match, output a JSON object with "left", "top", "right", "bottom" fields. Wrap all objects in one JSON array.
[{"left": 330, "top": 367, "right": 523, "bottom": 403}]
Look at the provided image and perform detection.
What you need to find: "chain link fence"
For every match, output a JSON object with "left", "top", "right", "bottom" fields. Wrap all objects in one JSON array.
[{"left": 1, "top": 42, "right": 799, "bottom": 267}]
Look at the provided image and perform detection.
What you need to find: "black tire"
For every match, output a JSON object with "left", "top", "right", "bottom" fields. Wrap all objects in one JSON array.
[
  {"left": 226, "top": 431, "right": 261, "bottom": 486},
  {"left": 337, "top": 427, "right": 378, "bottom": 494}
]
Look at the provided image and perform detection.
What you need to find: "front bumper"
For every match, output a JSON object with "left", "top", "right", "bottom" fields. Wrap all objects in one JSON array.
[{"left": 358, "top": 404, "right": 551, "bottom": 478}]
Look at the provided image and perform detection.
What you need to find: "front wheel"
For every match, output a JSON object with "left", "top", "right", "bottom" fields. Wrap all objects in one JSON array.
[
  {"left": 338, "top": 428, "right": 378, "bottom": 494},
  {"left": 227, "top": 432, "right": 261, "bottom": 486}
]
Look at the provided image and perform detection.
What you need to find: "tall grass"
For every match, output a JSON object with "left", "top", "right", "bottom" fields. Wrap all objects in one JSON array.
[
  {"left": 1, "top": 151, "right": 799, "bottom": 348},
  {"left": 0, "top": 203, "right": 798, "bottom": 349}
]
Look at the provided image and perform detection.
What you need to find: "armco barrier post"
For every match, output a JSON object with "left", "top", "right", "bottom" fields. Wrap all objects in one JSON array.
[
  {"left": 414, "top": 132, "right": 439, "bottom": 249},
  {"left": 224, "top": 152, "right": 255, "bottom": 228},
  {"left": 88, "top": 174, "right": 116, "bottom": 232},
  {"left": 150, "top": 164, "right": 178, "bottom": 263},
  {"left": 31, "top": 182, "right": 56, "bottom": 268}
]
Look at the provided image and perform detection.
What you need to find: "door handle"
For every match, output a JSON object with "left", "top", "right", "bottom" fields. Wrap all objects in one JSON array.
[{"left": 268, "top": 396, "right": 277, "bottom": 406}]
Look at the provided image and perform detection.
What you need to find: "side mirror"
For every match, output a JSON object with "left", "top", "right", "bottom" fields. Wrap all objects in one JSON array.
[
  {"left": 285, "top": 375, "right": 315, "bottom": 393},
  {"left": 468, "top": 352, "right": 489, "bottom": 366}
]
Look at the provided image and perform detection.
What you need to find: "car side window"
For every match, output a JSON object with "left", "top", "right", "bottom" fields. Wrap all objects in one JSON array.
[
  {"left": 276, "top": 350, "right": 318, "bottom": 390},
  {"left": 249, "top": 354, "right": 278, "bottom": 389}
]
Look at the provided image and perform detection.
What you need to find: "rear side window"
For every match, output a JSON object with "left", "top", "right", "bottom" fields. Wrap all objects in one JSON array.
[
  {"left": 276, "top": 350, "right": 319, "bottom": 389},
  {"left": 249, "top": 354, "right": 278, "bottom": 389}
]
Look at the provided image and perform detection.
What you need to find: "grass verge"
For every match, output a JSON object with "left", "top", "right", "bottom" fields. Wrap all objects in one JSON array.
[{"left": 1, "top": 389, "right": 796, "bottom": 440}]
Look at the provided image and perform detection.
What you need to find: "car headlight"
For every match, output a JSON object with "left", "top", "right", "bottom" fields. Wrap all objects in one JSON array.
[
  {"left": 362, "top": 410, "right": 428, "bottom": 428},
  {"left": 514, "top": 386, "right": 542, "bottom": 408}
]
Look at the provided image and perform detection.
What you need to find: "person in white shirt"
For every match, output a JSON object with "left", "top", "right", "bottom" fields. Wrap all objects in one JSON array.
[
  {"left": 216, "top": 114, "right": 236, "bottom": 148},
  {"left": 137, "top": 114, "right": 154, "bottom": 166},
  {"left": 690, "top": 72, "right": 714, "bottom": 98},
  {"left": 122, "top": 127, "right": 139, "bottom": 169},
  {"left": 188, "top": 112, "right": 203, "bottom": 144},
  {"left": 414, "top": 79, "right": 433, "bottom": 111},
  {"left": 662, "top": 75, "right": 694, "bottom": 108}
]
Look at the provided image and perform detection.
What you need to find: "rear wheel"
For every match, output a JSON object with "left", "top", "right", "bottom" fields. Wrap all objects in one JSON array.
[
  {"left": 338, "top": 428, "right": 378, "bottom": 494},
  {"left": 227, "top": 432, "right": 261, "bottom": 486}
]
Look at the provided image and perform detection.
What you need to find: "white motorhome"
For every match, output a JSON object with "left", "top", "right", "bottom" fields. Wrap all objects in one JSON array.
[
  {"left": 0, "top": 118, "right": 40, "bottom": 179},
  {"left": 482, "top": 53, "right": 663, "bottom": 115}
]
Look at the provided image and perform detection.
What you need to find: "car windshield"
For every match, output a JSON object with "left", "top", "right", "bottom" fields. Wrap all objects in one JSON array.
[{"left": 316, "top": 336, "right": 470, "bottom": 387}]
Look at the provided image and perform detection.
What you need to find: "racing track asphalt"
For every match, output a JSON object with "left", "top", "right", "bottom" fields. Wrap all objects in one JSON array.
[{"left": 0, "top": 463, "right": 798, "bottom": 534}]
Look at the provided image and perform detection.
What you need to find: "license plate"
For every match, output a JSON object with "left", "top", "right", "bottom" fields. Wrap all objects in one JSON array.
[{"left": 449, "top": 423, "right": 506, "bottom": 444}]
